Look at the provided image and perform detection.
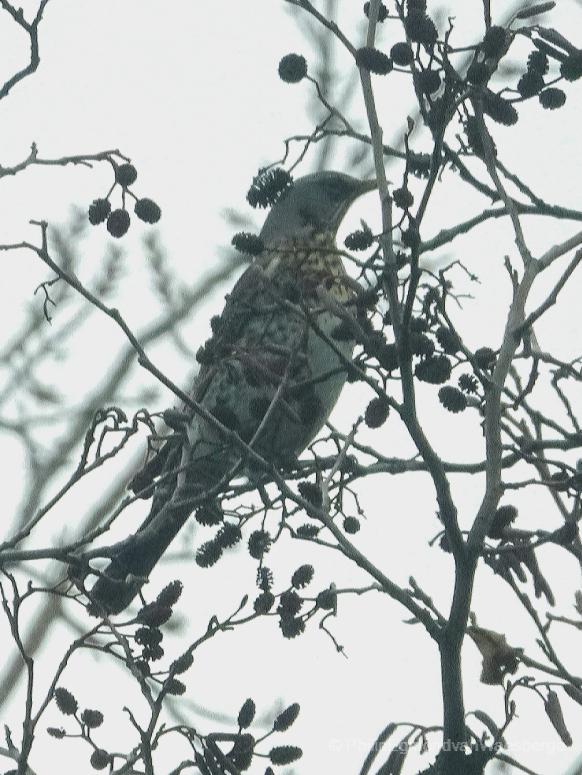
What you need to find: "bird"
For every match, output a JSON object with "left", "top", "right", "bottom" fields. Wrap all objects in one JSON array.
[{"left": 87, "top": 170, "right": 376, "bottom": 614}]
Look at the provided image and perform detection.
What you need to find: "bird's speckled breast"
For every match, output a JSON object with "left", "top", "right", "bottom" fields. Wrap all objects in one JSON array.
[
  {"left": 260, "top": 231, "right": 353, "bottom": 301},
  {"left": 184, "top": 233, "right": 355, "bottom": 474}
]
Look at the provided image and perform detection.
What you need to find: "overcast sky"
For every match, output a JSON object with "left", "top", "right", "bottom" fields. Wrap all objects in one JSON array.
[{"left": 2, "top": 2, "right": 582, "bottom": 774}]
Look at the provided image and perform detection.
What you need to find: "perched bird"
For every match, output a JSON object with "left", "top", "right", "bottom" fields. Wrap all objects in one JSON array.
[{"left": 88, "top": 170, "right": 376, "bottom": 613}]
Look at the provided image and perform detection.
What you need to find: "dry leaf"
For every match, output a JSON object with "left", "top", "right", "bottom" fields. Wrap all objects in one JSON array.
[{"left": 467, "top": 626, "right": 522, "bottom": 685}]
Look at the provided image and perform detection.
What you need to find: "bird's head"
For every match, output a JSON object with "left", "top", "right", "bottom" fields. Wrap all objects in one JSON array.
[{"left": 260, "top": 171, "right": 376, "bottom": 243}]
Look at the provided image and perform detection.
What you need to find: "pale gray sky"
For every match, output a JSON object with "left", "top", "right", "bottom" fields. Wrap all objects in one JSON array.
[{"left": 2, "top": 2, "right": 582, "bottom": 774}]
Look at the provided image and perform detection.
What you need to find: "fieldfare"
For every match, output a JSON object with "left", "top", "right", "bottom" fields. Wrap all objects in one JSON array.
[{"left": 88, "top": 170, "right": 376, "bottom": 613}]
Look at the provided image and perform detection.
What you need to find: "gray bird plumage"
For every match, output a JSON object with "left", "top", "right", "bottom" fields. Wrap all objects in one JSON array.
[{"left": 87, "top": 171, "right": 375, "bottom": 614}]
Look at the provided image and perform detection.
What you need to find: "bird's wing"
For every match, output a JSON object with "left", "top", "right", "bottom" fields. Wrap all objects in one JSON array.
[
  {"left": 127, "top": 261, "right": 281, "bottom": 499},
  {"left": 130, "top": 241, "right": 354, "bottom": 499}
]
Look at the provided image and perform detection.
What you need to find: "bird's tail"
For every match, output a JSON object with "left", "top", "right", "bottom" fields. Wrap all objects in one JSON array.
[
  {"left": 86, "top": 433, "right": 227, "bottom": 614},
  {"left": 87, "top": 490, "right": 193, "bottom": 615}
]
